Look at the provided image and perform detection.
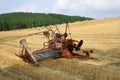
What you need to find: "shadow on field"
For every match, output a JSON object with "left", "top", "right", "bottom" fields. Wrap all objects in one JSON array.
[
  {"left": 91, "top": 48, "right": 120, "bottom": 67},
  {"left": 0, "top": 64, "right": 41, "bottom": 80},
  {"left": 0, "top": 42, "right": 19, "bottom": 48},
  {"left": 0, "top": 48, "right": 120, "bottom": 80},
  {"left": 89, "top": 48, "right": 120, "bottom": 58},
  {"left": 0, "top": 36, "right": 23, "bottom": 43}
]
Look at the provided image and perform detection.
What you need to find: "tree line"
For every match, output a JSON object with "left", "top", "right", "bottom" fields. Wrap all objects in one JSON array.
[{"left": 0, "top": 12, "right": 94, "bottom": 31}]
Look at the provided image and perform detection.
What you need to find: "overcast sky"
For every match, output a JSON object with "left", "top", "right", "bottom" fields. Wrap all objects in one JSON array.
[{"left": 0, "top": 0, "right": 120, "bottom": 19}]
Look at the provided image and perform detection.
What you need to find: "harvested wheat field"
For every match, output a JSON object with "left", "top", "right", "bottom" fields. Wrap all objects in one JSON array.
[{"left": 0, "top": 17, "right": 120, "bottom": 80}]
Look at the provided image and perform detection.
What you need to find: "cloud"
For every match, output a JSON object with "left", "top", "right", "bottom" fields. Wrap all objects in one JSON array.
[
  {"left": 82, "top": 0, "right": 120, "bottom": 10},
  {"left": 13, "top": 0, "right": 55, "bottom": 13},
  {"left": 53, "top": 0, "right": 77, "bottom": 12},
  {"left": 0, "top": 0, "right": 120, "bottom": 18},
  {"left": 14, "top": 1, "right": 37, "bottom": 12},
  {"left": 54, "top": 0, "right": 120, "bottom": 10},
  {"left": 53, "top": 0, "right": 120, "bottom": 18}
]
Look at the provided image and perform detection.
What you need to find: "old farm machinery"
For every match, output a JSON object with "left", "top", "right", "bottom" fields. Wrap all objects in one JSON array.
[{"left": 16, "top": 23, "right": 93, "bottom": 65}]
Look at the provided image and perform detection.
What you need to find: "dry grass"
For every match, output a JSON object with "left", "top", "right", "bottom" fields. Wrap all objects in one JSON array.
[{"left": 0, "top": 17, "right": 120, "bottom": 80}]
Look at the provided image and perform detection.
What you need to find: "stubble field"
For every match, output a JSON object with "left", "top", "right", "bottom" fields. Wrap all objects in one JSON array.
[{"left": 0, "top": 17, "right": 120, "bottom": 80}]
